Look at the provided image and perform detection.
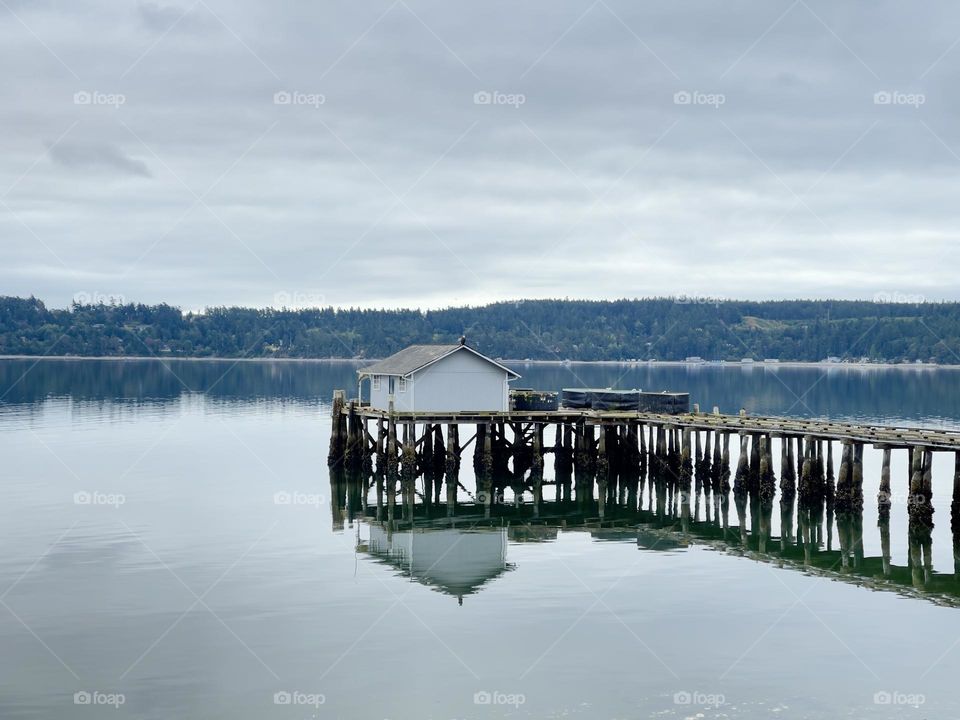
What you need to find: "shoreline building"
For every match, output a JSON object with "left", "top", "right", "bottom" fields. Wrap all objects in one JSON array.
[{"left": 358, "top": 340, "right": 520, "bottom": 412}]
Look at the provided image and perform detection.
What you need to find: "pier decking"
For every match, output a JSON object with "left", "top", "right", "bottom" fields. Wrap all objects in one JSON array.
[{"left": 350, "top": 405, "right": 960, "bottom": 451}]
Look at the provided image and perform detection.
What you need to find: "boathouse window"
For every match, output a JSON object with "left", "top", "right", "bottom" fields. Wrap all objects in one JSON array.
[
  {"left": 372, "top": 375, "right": 381, "bottom": 390},
  {"left": 398, "top": 377, "right": 407, "bottom": 392},
  {"left": 388, "top": 377, "right": 395, "bottom": 394}
]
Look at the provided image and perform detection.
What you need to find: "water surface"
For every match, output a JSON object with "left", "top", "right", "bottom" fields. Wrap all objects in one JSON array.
[{"left": 1, "top": 358, "right": 959, "bottom": 719}]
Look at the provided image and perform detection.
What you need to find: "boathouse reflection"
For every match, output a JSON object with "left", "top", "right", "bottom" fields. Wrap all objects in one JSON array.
[{"left": 361, "top": 525, "right": 511, "bottom": 604}]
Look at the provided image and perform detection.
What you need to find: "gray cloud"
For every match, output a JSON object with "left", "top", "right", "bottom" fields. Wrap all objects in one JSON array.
[
  {"left": 1, "top": 0, "right": 960, "bottom": 309},
  {"left": 47, "top": 139, "right": 152, "bottom": 176},
  {"left": 136, "top": 1, "right": 208, "bottom": 33}
]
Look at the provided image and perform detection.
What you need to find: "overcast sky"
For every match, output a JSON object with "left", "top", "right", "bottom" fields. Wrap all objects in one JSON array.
[{"left": 2, "top": 0, "right": 960, "bottom": 310}]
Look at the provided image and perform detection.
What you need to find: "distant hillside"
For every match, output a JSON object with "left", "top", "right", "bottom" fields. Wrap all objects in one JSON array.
[{"left": 1, "top": 296, "right": 958, "bottom": 364}]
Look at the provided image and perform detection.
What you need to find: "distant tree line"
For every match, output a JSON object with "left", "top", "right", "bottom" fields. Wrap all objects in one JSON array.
[{"left": 1, "top": 295, "right": 958, "bottom": 363}]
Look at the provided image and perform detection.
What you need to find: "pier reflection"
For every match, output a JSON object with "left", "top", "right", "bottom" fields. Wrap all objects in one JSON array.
[{"left": 331, "top": 464, "right": 960, "bottom": 607}]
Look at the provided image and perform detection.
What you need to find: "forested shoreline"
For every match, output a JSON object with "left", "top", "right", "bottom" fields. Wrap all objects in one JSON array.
[{"left": 1, "top": 296, "right": 957, "bottom": 363}]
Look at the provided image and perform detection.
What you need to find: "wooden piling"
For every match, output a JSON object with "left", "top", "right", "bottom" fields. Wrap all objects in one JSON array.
[
  {"left": 797, "top": 436, "right": 809, "bottom": 496},
  {"left": 733, "top": 433, "right": 749, "bottom": 542},
  {"left": 719, "top": 432, "right": 731, "bottom": 528},
  {"left": 915, "top": 448, "right": 935, "bottom": 533},
  {"left": 597, "top": 423, "right": 610, "bottom": 481},
  {"left": 693, "top": 431, "right": 704, "bottom": 521},
  {"left": 638, "top": 422, "right": 648, "bottom": 489},
  {"left": 344, "top": 399, "right": 360, "bottom": 469},
  {"left": 908, "top": 447, "right": 929, "bottom": 534},
  {"left": 749, "top": 433, "right": 761, "bottom": 497},
  {"left": 814, "top": 439, "right": 826, "bottom": 501},
  {"left": 834, "top": 440, "right": 853, "bottom": 517},
  {"left": 556, "top": 423, "right": 573, "bottom": 492},
  {"left": 681, "top": 427, "right": 693, "bottom": 501},
  {"left": 653, "top": 425, "right": 665, "bottom": 516},
  {"left": 327, "top": 389, "right": 346, "bottom": 466},
  {"left": 780, "top": 435, "right": 796, "bottom": 499},
  {"left": 386, "top": 413, "right": 398, "bottom": 522},
  {"left": 780, "top": 436, "right": 795, "bottom": 550},
  {"left": 878, "top": 447, "right": 892, "bottom": 522},
  {"left": 375, "top": 466, "right": 384, "bottom": 521},
  {"left": 796, "top": 437, "right": 812, "bottom": 548},
  {"left": 574, "top": 419, "right": 589, "bottom": 471},
  {"left": 851, "top": 443, "right": 864, "bottom": 514},
  {"left": 712, "top": 431, "right": 723, "bottom": 523},
  {"left": 823, "top": 441, "right": 836, "bottom": 550},
  {"left": 734, "top": 433, "right": 749, "bottom": 501},
  {"left": 701, "top": 431, "right": 713, "bottom": 522},
  {"left": 422, "top": 422, "right": 434, "bottom": 487},
  {"left": 401, "top": 421, "right": 416, "bottom": 518},
  {"left": 759, "top": 435, "right": 775, "bottom": 505},
  {"left": 375, "top": 418, "right": 387, "bottom": 476},
  {"left": 445, "top": 423, "right": 459, "bottom": 482}
]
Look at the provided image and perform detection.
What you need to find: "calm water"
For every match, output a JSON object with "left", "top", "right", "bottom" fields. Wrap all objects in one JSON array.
[{"left": 1, "top": 358, "right": 959, "bottom": 719}]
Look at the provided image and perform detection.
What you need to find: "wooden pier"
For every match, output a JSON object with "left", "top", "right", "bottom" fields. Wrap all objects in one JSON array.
[{"left": 328, "top": 390, "right": 960, "bottom": 553}]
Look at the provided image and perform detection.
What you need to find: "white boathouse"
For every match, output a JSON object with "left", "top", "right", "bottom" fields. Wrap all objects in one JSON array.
[{"left": 358, "top": 340, "right": 520, "bottom": 412}]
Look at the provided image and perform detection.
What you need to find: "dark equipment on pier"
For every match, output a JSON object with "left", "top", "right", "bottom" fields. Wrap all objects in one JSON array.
[
  {"left": 510, "top": 389, "right": 559, "bottom": 411},
  {"left": 561, "top": 388, "right": 689, "bottom": 414},
  {"left": 637, "top": 392, "right": 690, "bottom": 414}
]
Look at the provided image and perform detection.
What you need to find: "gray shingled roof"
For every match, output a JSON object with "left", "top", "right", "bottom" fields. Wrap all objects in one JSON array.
[
  {"left": 359, "top": 344, "right": 460, "bottom": 377},
  {"left": 359, "top": 344, "right": 520, "bottom": 378}
]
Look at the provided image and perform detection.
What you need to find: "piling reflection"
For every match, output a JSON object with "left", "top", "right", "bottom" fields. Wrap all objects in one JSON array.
[
  {"left": 332, "top": 459, "right": 960, "bottom": 608},
  {"left": 324, "top": 405, "right": 960, "bottom": 606}
]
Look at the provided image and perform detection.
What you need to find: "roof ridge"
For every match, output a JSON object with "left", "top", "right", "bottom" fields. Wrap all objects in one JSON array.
[{"left": 358, "top": 343, "right": 519, "bottom": 378}]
